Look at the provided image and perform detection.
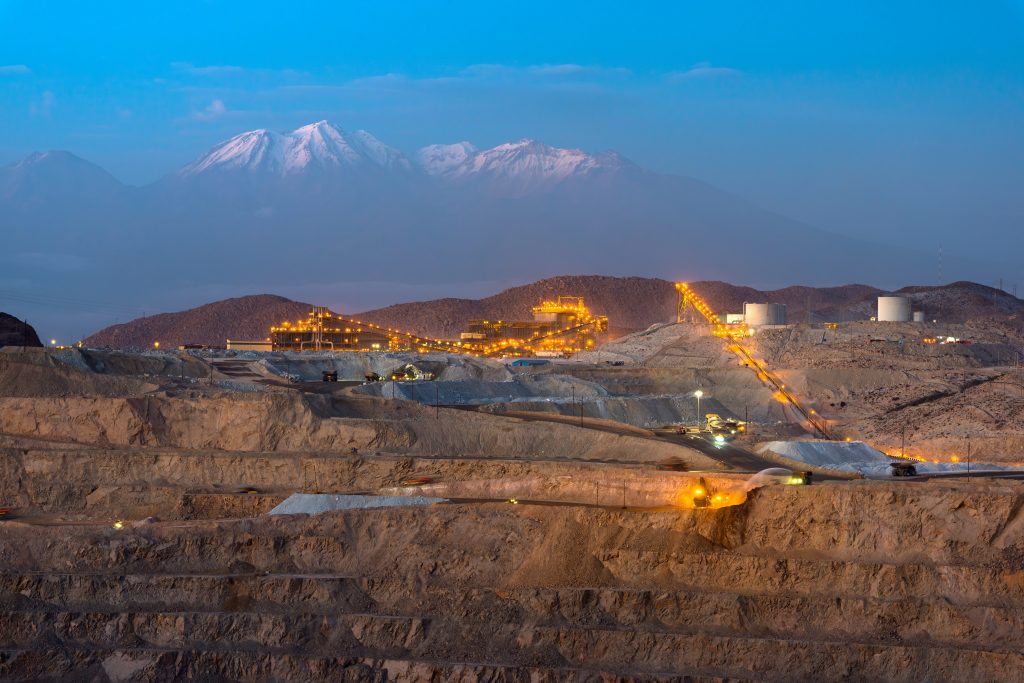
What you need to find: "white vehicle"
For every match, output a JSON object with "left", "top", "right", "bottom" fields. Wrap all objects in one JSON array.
[{"left": 749, "top": 468, "right": 811, "bottom": 486}]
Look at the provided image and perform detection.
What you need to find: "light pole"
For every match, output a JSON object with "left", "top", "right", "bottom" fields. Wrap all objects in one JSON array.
[{"left": 693, "top": 389, "right": 704, "bottom": 429}]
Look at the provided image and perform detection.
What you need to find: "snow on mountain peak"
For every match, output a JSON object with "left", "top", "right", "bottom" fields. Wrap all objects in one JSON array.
[
  {"left": 349, "top": 129, "right": 410, "bottom": 169},
  {"left": 179, "top": 122, "right": 625, "bottom": 192},
  {"left": 181, "top": 121, "right": 410, "bottom": 177},
  {"left": 418, "top": 138, "right": 628, "bottom": 190},
  {"left": 414, "top": 142, "right": 478, "bottom": 175}
]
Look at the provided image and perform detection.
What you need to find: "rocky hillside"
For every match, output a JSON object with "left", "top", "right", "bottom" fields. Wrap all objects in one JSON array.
[
  {"left": 0, "top": 312, "right": 42, "bottom": 348},
  {"left": 83, "top": 278, "right": 1024, "bottom": 348},
  {"left": 83, "top": 295, "right": 310, "bottom": 349},
  {"left": 357, "top": 277, "right": 886, "bottom": 339},
  {"left": 887, "top": 281, "right": 1023, "bottom": 322}
]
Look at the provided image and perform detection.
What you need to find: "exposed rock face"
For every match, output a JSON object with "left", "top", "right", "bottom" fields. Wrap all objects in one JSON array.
[
  {"left": 0, "top": 313, "right": 41, "bottom": 348},
  {"left": 1, "top": 483, "right": 1022, "bottom": 681}
]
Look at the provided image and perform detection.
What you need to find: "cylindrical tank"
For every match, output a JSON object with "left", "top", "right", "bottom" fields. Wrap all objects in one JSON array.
[
  {"left": 878, "top": 296, "right": 912, "bottom": 322},
  {"left": 912, "top": 311, "right": 925, "bottom": 323},
  {"left": 743, "top": 302, "right": 787, "bottom": 326}
]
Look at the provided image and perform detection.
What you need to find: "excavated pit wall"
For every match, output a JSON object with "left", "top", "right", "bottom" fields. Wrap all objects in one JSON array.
[
  {"left": 3, "top": 345, "right": 1024, "bottom": 679},
  {"left": 393, "top": 471, "right": 754, "bottom": 509},
  {"left": 0, "top": 444, "right": 724, "bottom": 519},
  {"left": 1, "top": 481, "right": 1023, "bottom": 681},
  {"left": 0, "top": 394, "right": 715, "bottom": 467}
]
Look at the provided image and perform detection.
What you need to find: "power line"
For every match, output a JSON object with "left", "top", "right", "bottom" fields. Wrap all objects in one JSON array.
[{"left": 0, "top": 289, "right": 146, "bottom": 317}]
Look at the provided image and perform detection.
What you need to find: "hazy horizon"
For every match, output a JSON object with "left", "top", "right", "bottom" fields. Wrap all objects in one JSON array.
[{"left": 2, "top": 2, "right": 1022, "bottom": 341}]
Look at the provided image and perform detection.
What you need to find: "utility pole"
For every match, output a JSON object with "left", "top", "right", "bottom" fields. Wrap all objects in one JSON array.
[
  {"left": 967, "top": 437, "right": 971, "bottom": 477},
  {"left": 901, "top": 424, "right": 906, "bottom": 459}
]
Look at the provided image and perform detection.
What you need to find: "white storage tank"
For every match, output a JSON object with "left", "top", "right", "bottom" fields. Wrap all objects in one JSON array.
[
  {"left": 878, "top": 296, "right": 912, "bottom": 322},
  {"left": 912, "top": 311, "right": 925, "bottom": 323},
  {"left": 743, "top": 302, "right": 787, "bottom": 326}
]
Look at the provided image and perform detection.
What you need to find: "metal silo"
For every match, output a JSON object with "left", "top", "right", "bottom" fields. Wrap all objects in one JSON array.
[
  {"left": 877, "top": 296, "right": 912, "bottom": 322},
  {"left": 743, "top": 302, "right": 787, "bottom": 326}
]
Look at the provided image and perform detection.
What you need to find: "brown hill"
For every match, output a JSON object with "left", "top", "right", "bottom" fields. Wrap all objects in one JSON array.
[
  {"left": 356, "top": 277, "right": 889, "bottom": 337},
  {"left": 892, "top": 281, "right": 1023, "bottom": 322},
  {"left": 83, "top": 295, "right": 310, "bottom": 349},
  {"left": 357, "top": 276, "right": 679, "bottom": 339},
  {"left": 83, "top": 277, "right": 1023, "bottom": 349},
  {"left": 0, "top": 312, "right": 42, "bottom": 348}
]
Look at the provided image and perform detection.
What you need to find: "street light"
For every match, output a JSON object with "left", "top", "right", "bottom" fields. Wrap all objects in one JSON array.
[{"left": 693, "top": 389, "right": 704, "bottom": 427}]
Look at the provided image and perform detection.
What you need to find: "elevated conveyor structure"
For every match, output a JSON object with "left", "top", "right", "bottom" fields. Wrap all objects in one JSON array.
[{"left": 675, "top": 282, "right": 834, "bottom": 439}]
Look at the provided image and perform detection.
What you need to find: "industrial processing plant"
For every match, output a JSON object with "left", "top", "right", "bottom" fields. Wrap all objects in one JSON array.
[{"left": 264, "top": 296, "right": 608, "bottom": 357}]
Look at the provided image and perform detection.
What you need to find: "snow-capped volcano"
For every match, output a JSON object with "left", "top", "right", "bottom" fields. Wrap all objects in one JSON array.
[
  {"left": 179, "top": 122, "right": 627, "bottom": 194},
  {"left": 416, "top": 138, "right": 630, "bottom": 192},
  {"left": 180, "top": 121, "right": 410, "bottom": 177}
]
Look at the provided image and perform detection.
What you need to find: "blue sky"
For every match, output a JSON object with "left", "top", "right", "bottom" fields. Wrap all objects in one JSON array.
[{"left": 2, "top": 1, "right": 1023, "bottom": 257}]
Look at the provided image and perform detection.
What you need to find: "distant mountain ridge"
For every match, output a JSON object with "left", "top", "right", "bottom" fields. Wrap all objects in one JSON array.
[
  {"left": 2, "top": 120, "right": 637, "bottom": 199},
  {"left": 176, "top": 122, "right": 630, "bottom": 196},
  {"left": 2, "top": 119, "right": 1011, "bottom": 342},
  {"left": 82, "top": 277, "right": 1023, "bottom": 349},
  {"left": 0, "top": 150, "right": 125, "bottom": 204}
]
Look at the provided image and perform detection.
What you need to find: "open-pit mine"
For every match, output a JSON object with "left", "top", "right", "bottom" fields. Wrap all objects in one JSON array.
[{"left": 2, "top": 281, "right": 1024, "bottom": 682}]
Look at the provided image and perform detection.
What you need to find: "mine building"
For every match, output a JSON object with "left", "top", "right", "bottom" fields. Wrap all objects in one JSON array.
[
  {"left": 459, "top": 296, "right": 608, "bottom": 356},
  {"left": 271, "top": 307, "right": 394, "bottom": 352},
  {"left": 225, "top": 339, "right": 272, "bottom": 352},
  {"left": 267, "top": 297, "right": 608, "bottom": 356}
]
